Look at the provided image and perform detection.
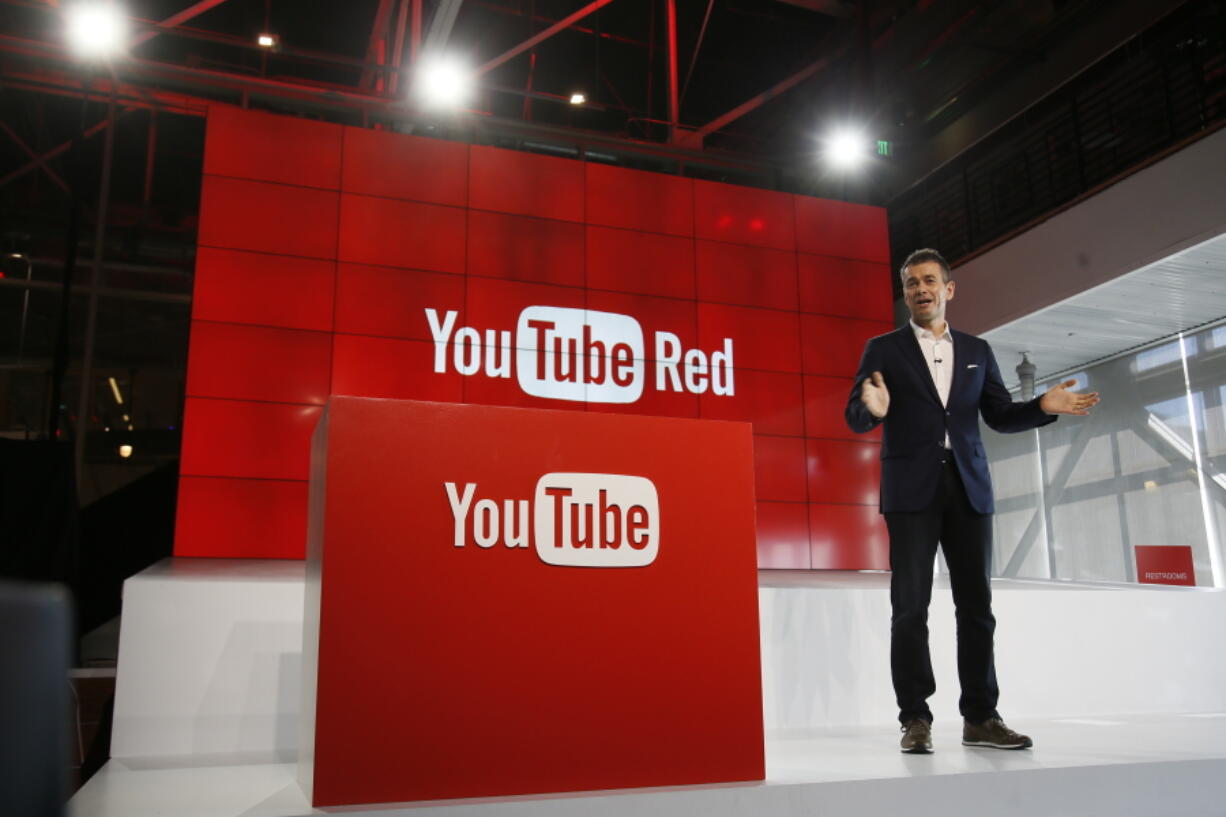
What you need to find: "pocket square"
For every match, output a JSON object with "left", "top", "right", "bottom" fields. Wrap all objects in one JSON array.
[{"left": 967, "top": 364, "right": 979, "bottom": 369}]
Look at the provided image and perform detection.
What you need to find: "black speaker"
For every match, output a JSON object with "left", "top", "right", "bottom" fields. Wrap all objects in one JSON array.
[{"left": 0, "top": 581, "right": 72, "bottom": 817}]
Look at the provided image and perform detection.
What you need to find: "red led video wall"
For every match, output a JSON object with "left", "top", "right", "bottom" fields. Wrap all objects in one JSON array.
[{"left": 176, "top": 104, "right": 892, "bottom": 569}]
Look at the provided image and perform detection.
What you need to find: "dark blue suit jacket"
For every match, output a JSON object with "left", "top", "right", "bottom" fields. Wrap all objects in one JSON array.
[{"left": 844, "top": 326, "right": 1055, "bottom": 514}]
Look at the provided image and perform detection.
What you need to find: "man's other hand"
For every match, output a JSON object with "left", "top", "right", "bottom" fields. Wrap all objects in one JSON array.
[
  {"left": 1039, "top": 379, "right": 1101, "bottom": 416},
  {"left": 862, "top": 371, "right": 890, "bottom": 419}
]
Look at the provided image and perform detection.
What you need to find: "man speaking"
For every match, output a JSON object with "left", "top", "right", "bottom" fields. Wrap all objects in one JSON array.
[{"left": 845, "top": 248, "right": 1099, "bottom": 754}]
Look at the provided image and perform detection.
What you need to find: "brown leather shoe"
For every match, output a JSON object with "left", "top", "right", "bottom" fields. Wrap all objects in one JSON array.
[
  {"left": 900, "top": 719, "right": 933, "bottom": 754},
  {"left": 962, "top": 717, "right": 1033, "bottom": 749}
]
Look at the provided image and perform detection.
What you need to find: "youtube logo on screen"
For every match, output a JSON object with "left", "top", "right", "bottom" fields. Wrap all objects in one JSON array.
[
  {"left": 426, "top": 306, "right": 735, "bottom": 403},
  {"left": 445, "top": 473, "right": 660, "bottom": 567}
]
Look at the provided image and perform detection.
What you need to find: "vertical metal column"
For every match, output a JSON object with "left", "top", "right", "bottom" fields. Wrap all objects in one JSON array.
[
  {"left": 666, "top": 0, "right": 678, "bottom": 143},
  {"left": 73, "top": 71, "right": 118, "bottom": 490}
]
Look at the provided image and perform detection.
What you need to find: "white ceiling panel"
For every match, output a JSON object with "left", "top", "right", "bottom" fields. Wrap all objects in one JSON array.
[{"left": 981, "top": 232, "right": 1226, "bottom": 390}]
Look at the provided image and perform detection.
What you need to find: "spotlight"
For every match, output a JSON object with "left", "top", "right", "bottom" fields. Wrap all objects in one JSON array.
[
  {"left": 65, "top": 2, "right": 128, "bottom": 59},
  {"left": 118, "top": 444, "right": 133, "bottom": 458},
  {"left": 569, "top": 93, "right": 587, "bottom": 105},
  {"left": 257, "top": 33, "right": 277, "bottom": 48},
  {"left": 823, "top": 128, "right": 868, "bottom": 170},
  {"left": 415, "top": 57, "right": 473, "bottom": 109}
]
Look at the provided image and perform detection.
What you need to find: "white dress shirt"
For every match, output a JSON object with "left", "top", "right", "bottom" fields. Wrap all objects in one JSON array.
[{"left": 910, "top": 319, "right": 953, "bottom": 449}]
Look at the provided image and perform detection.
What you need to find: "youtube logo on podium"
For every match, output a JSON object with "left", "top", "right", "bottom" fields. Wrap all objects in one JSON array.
[{"left": 299, "top": 397, "right": 764, "bottom": 806}]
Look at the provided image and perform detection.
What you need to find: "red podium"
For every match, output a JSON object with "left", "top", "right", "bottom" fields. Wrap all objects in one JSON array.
[{"left": 299, "top": 397, "right": 764, "bottom": 807}]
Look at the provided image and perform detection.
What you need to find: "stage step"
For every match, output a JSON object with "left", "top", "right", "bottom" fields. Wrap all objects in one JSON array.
[{"left": 71, "top": 713, "right": 1226, "bottom": 817}]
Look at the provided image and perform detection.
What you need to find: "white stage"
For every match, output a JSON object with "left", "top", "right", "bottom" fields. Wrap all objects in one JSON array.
[{"left": 71, "top": 559, "right": 1226, "bottom": 817}]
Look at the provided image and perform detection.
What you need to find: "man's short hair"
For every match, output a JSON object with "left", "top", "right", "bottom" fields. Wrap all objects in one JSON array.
[{"left": 899, "top": 248, "right": 952, "bottom": 283}]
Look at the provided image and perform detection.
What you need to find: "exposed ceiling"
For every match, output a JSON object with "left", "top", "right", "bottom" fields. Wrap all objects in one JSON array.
[
  {"left": 0, "top": 0, "right": 1209, "bottom": 382},
  {"left": 0, "top": 0, "right": 1189, "bottom": 204},
  {"left": 983, "top": 231, "right": 1226, "bottom": 391}
]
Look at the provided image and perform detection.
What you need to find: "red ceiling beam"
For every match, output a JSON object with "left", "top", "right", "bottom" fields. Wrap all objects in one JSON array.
[
  {"left": 0, "top": 33, "right": 392, "bottom": 113},
  {"left": 677, "top": 38, "right": 853, "bottom": 149},
  {"left": 0, "top": 45, "right": 777, "bottom": 177},
  {"left": 0, "top": 64, "right": 211, "bottom": 117},
  {"left": 477, "top": 0, "right": 617, "bottom": 76},
  {"left": 360, "top": 0, "right": 397, "bottom": 91},
  {"left": 388, "top": 0, "right": 411, "bottom": 94},
  {"left": 129, "top": 0, "right": 236, "bottom": 50},
  {"left": 471, "top": 1, "right": 647, "bottom": 48},
  {"left": 666, "top": 0, "right": 678, "bottom": 143},
  {"left": 0, "top": 120, "right": 70, "bottom": 192},
  {"left": 410, "top": 0, "right": 422, "bottom": 64},
  {"left": 0, "top": 112, "right": 136, "bottom": 191}
]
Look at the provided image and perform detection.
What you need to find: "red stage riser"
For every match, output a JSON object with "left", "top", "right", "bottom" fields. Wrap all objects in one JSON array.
[
  {"left": 304, "top": 398, "right": 765, "bottom": 805},
  {"left": 178, "top": 104, "right": 893, "bottom": 568}
]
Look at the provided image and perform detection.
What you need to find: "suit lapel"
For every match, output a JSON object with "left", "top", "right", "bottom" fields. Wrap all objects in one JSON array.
[{"left": 895, "top": 326, "right": 942, "bottom": 406}]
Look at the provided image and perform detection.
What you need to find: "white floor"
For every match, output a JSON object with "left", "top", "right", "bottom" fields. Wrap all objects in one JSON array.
[
  {"left": 80, "top": 563, "right": 1226, "bottom": 816},
  {"left": 71, "top": 712, "right": 1226, "bottom": 817}
]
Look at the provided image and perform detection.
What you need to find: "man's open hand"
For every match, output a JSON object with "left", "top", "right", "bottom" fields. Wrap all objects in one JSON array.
[
  {"left": 1039, "top": 379, "right": 1101, "bottom": 416},
  {"left": 861, "top": 371, "right": 890, "bottom": 419}
]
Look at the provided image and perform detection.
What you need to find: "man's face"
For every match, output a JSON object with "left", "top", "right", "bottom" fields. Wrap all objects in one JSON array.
[{"left": 902, "top": 261, "right": 955, "bottom": 327}]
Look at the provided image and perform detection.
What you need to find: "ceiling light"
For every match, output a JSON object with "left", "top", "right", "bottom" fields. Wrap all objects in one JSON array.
[
  {"left": 108, "top": 376, "right": 124, "bottom": 405},
  {"left": 823, "top": 128, "right": 868, "bottom": 170},
  {"left": 415, "top": 57, "right": 473, "bottom": 109},
  {"left": 569, "top": 93, "right": 587, "bottom": 105},
  {"left": 118, "top": 444, "right": 133, "bottom": 458},
  {"left": 65, "top": 2, "right": 128, "bottom": 59},
  {"left": 257, "top": 33, "right": 277, "bottom": 48}
]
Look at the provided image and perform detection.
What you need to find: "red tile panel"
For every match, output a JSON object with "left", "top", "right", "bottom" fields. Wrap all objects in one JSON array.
[
  {"left": 585, "top": 226, "right": 695, "bottom": 299},
  {"left": 806, "top": 438, "right": 880, "bottom": 506},
  {"left": 809, "top": 503, "right": 889, "bottom": 570},
  {"left": 799, "top": 314, "right": 892, "bottom": 377},
  {"left": 198, "top": 176, "right": 339, "bottom": 259},
  {"left": 185, "top": 108, "right": 899, "bottom": 571},
  {"left": 694, "top": 179, "right": 795, "bottom": 251},
  {"left": 174, "top": 476, "right": 308, "bottom": 559},
  {"left": 464, "top": 277, "right": 586, "bottom": 349},
  {"left": 331, "top": 335, "right": 464, "bottom": 402},
  {"left": 334, "top": 263, "right": 465, "bottom": 340},
  {"left": 186, "top": 321, "right": 332, "bottom": 405},
  {"left": 584, "top": 290, "right": 698, "bottom": 363},
  {"left": 337, "top": 194, "right": 465, "bottom": 273},
  {"left": 341, "top": 127, "right": 468, "bottom": 206},
  {"left": 698, "top": 303, "right": 801, "bottom": 374},
  {"left": 180, "top": 398, "right": 321, "bottom": 481},
  {"left": 204, "top": 104, "right": 342, "bottom": 190},
  {"left": 803, "top": 375, "right": 881, "bottom": 441},
  {"left": 467, "top": 210, "right": 584, "bottom": 287},
  {"left": 585, "top": 163, "right": 694, "bottom": 237},
  {"left": 794, "top": 196, "right": 889, "bottom": 263},
  {"left": 469, "top": 145, "right": 584, "bottom": 222},
  {"left": 695, "top": 241, "right": 798, "bottom": 311},
  {"left": 752, "top": 435, "right": 807, "bottom": 502},
  {"left": 797, "top": 254, "right": 893, "bottom": 321},
  {"left": 586, "top": 388, "right": 700, "bottom": 420},
  {"left": 755, "top": 502, "right": 811, "bottom": 570},
  {"left": 699, "top": 368, "right": 804, "bottom": 437},
  {"left": 193, "top": 248, "right": 335, "bottom": 332},
  {"left": 461, "top": 371, "right": 589, "bottom": 412}
]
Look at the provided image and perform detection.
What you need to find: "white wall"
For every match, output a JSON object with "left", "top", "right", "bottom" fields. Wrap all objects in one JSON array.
[{"left": 954, "top": 126, "right": 1226, "bottom": 335}]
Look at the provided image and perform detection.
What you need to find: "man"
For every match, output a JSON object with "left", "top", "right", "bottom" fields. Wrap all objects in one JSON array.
[{"left": 845, "top": 248, "right": 1099, "bottom": 754}]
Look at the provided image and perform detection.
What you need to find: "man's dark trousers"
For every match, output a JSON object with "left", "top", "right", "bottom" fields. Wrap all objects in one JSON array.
[{"left": 886, "top": 458, "right": 997, "bottom": 725}]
